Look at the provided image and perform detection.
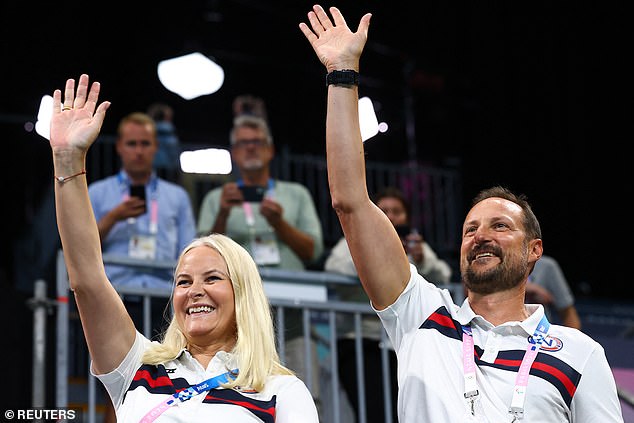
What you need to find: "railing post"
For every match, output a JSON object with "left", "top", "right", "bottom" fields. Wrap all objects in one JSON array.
[
  {"left": 354, "top": 312, "right": 366, "bottom": 423},
  {"left": 380, "top": 329, "right": 393, "bottom": 423},
  {"left": 328, "top": 310, "right": 340, "bottom": 423},
  {"left": 303, "top": 308, "right": 313, "bottom": 394},
  {"left": 56, "top": 251, "right": 69, "bottom": 410},
  {"left": 88, "top": 370, "right": 97, "bottom": 423},
  {"left": 28, "top": 280, "right": 49, "bottom": 413}
]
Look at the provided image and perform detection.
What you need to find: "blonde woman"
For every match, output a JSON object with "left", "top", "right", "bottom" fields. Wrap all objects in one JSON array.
[{"left": 49, "top": 74, "right": 318, "bottom": 422}]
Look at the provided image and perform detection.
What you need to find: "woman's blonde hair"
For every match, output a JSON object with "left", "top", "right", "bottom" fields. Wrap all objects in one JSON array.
[{"left": 142, "top": 233, "right": 293, "bottom": 390}]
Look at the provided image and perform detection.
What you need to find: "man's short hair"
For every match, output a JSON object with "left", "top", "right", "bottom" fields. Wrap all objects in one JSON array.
[
  {"left": 117, "top": 112, "right": 157, "bottom": 138},
  {"left": 230, "top": 115, "right": 273, "bottom": 146},
  {"left": 471, "top": 185, "right": 542, "bottom": 240}
]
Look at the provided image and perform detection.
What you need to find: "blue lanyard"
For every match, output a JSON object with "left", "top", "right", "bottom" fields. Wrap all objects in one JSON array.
[{"left": 140, "top": 368, "right": 238, "bottom": 422}]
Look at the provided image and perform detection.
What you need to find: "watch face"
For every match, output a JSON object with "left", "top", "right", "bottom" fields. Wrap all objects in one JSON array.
[{"left": 327, "top": 70, "right": 359, "bottom": 86}]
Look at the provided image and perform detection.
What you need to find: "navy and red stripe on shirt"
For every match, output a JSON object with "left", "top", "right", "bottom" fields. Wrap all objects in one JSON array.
[
  {"left": 128, "top": 364, "right": 276, "bottom": 423},
  {"left": 420, "top": 306, "right": 580, "bottom": 407}
]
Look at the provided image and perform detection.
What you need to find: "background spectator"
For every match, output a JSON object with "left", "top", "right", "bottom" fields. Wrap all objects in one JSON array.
[
  {"left": 325, "top": 185, "right": 452, "bottom": 422},
  {"left": 196, "top": 102, "right": 325, "bottom": 416},
  {"left": 526, "top": 254, "right": 582, "bottom": 329},
  {"left": 146, "top": 102, "right": 181, "bottom": 181}
]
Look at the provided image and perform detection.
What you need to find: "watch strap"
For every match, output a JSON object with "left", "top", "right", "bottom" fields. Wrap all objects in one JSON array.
[{"left": 326, "top": 69, "right": 359, "bottom": 87}]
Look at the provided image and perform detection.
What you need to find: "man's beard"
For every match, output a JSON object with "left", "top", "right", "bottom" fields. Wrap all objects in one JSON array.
[{"left": 462, "top": 245, "right": 529, "bottom": 295}]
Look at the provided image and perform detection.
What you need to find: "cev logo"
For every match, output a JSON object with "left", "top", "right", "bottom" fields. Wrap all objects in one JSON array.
[{"left": 540, "top": 336, "right": 564, "bottom": 352}]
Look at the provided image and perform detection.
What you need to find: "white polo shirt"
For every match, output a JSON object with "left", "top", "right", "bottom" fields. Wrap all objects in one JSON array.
[
  {"left": 94, "top": 331, "right": 319, "bottom": 423},
  {"left": 376, "top": 264, "right": 624, "bottom": 422}
]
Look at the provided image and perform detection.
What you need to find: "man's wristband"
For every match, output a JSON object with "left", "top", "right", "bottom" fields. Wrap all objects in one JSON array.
[{"left": 326, "top": 69, "right": 359, "bottom": 87}]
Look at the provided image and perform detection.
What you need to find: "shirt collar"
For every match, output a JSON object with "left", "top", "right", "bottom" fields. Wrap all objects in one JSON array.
[
  {"left": 118, "top": 170, "right": 158, "bottom": 187},
  {"left": 456, "top": 299, "right": 546, "bottom": 336},
  {"left": 179, "top": 348, "right": 238, "bottom": 374},
  {"left": 455, "top": 298, "right": 480, "bottom": 327},
  {"left": 518, "top": 304, "right": 546, "bottom": 335}
]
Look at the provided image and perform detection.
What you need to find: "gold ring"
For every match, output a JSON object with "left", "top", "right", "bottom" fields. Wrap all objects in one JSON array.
[{"left": 62, "top": 106, "right": 73, "bottom": 111}]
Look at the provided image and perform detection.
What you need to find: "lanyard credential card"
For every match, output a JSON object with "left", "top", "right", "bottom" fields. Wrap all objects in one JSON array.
[
  {"left": 139, "top": 369, "right": 238, "bottom": 423},
  {"left": 461, "top": 315, "right": 550, "bottom": 422}
]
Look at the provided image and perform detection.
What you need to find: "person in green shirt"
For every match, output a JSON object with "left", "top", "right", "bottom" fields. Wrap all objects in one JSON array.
[{"left": 197, "top": 112, "right": 325, "bottom": 415}]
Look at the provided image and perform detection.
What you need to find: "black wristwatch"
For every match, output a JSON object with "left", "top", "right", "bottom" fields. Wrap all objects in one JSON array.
[{"left": 326, "top": 69, "right": 359, "bottom": 87}]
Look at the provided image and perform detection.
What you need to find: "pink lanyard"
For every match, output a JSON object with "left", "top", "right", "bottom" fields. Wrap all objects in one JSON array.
[
  {"left": 242, "top": 202, "right": 256, "bottom": 227},
  {"left": 147, "top": 198, "right": 159, "bottom": 234},
  {"left": 462, "top": 315, "right": 550, "bottom": 421}
]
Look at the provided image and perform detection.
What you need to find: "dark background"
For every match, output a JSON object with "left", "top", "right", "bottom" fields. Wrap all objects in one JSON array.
[
  {"left": 1, "top": 0, "right": 632, "bottom": 411},
  {"left": 1, "top": 1, "right": 631, "bottom": 302}
]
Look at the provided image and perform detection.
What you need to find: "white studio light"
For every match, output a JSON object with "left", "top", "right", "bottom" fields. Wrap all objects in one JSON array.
[
  {"left": 35, "top": 95, "right": 54, "bottom": 140},
  {"left": 180, "top": 148, "right": 232, "bottom": 174},
  {"left": 359, "top": 96, "right": 379, "bottom": 142},
  {"left": 158, "top": 52, "right": 225, "bottom": 100}
]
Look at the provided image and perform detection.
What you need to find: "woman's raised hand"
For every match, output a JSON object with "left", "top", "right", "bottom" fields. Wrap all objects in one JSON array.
[{"left": 50, "top": 74, "right": 110, "bottom": 152}]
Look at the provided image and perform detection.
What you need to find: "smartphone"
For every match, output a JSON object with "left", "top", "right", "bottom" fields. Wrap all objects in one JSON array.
[
  {"left": 129, "top": 184, "right": 147, "bottom": 213},
  {"left": 239, "top": 185, "right": 266, "bottom": 202},
  {"left": 394, "top": 224, "right": 411, "bottom": 238}
]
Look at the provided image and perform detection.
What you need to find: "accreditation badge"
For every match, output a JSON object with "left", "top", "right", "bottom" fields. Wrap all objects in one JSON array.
[
  {"left": 129, "top": 235, "right": 157, "bottom": 260},
  {"left": 250, "top": 233, "right": 281, "bottom": 265}
]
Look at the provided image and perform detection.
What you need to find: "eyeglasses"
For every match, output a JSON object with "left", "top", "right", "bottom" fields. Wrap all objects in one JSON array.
[{"left": 233, "top": 138, "right": 268, "bottom": 148}]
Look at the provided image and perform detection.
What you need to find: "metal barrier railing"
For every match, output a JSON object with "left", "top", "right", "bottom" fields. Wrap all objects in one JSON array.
[
  {"left": 84, "top": 136, "right": 463, "bottom": 255},
  {"left": 55, "top": 250, "right": 464, "bottom": 423}
]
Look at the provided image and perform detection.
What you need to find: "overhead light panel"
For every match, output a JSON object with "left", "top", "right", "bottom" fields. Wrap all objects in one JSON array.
[
  {"left": 359, "top": 96, "right": 380, "bottom": 142},
  {"left": 158, "top": 52, "right": 224, "bottom": 100},
  {"left": 35, "top": 95, "right": 54, "bottom": 140},
  {"left": 180, "top": 148, "right": 232, "bottom": 174}
]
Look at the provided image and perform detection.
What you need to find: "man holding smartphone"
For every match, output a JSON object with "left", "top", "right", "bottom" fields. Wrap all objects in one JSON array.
[
  {"left": 88, "top": 112, "right": 196, "bottom": 286},
  {"left": 197, "top": 110, "right": 325, "bottom": 415},
  {"left": 197, "top": 113, "right": 323, "bottom": 270}
]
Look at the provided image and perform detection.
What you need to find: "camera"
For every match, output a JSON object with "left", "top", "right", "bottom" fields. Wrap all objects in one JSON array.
[{"left": 239, "top": 185, "right": 266, "bottom": 202}]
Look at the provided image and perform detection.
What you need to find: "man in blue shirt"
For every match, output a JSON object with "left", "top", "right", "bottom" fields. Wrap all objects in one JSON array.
[{"left": 88, "top": 112, "right": 196, "bottom": 292}]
